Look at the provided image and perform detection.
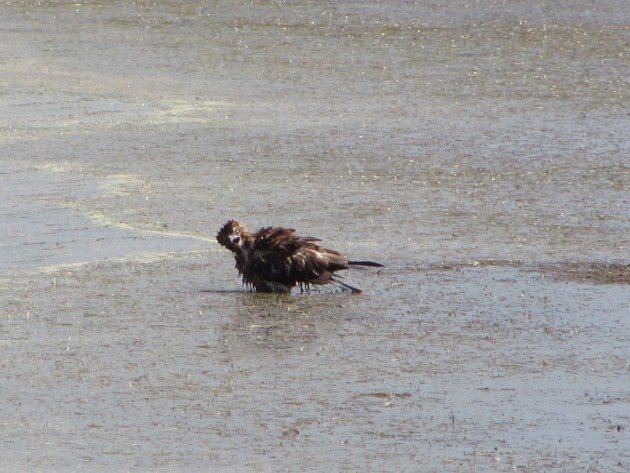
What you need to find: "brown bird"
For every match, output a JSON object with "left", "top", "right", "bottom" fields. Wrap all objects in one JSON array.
[{"left": 216, "top": 220, "right": 383, "bottom": 294}]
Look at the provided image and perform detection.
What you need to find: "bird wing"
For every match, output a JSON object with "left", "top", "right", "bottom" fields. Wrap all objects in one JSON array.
[{"left": 251, "top": 227, "right": 345, "bottom": 285}]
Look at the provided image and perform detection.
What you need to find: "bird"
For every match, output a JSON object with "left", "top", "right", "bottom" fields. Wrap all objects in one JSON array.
[{"left": 216, "top": 219, "right": 383, "bottom": 294}]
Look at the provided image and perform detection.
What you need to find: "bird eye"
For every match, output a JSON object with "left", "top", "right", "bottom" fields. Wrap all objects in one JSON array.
[{"left": 233, "top": 228, "right": 239, "bottom": 234}]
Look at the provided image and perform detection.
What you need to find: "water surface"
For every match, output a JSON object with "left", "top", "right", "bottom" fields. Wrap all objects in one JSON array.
[{"left": 1, "top": 1, "right": 628, "bottom": 471}]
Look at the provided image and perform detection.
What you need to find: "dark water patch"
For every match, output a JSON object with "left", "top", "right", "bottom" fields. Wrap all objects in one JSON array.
[
  {"left": 539, "top": 262, "right": 630, "bottom": 285},
  {"left": 423, "top": 259, "right": 525, "bottom": 271},
  {"left": 406, "top": 259, "right": 630, "bottom": 286}
]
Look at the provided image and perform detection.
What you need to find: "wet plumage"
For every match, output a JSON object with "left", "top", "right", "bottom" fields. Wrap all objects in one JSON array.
[{"left": 216, "top": 220, "right": 383, "bottom": 293}]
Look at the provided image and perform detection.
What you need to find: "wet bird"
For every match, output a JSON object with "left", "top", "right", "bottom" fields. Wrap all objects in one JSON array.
[{"left": 216, "top": 220, "right": 383, "bottom": 294}]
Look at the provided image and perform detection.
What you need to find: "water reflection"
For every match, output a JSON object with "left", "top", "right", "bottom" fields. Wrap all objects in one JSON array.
[{"left": 220, "top": 291, "right": 349, "bottom": 352}]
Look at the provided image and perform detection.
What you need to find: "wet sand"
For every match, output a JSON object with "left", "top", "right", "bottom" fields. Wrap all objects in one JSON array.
[{"left": 1, "top": 1, "right": 628, "bottom": 471}]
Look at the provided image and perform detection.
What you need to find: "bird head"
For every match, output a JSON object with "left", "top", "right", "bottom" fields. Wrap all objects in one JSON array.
[{"left": 216, "top": 219, "right": 248, "bottom": 252}]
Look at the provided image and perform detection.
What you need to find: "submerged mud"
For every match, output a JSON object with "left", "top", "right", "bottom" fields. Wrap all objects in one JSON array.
[
  {"left": 1, "top": 1, "right": 628, "bottom": 472},
  {"left": 540, "top": 262, "right": 630, "bottom": 285},
  {"left": 419, "top": 260, "right": 630, "bottom": 285}
]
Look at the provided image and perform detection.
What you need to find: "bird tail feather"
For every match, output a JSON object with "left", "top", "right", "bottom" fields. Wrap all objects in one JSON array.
[{"left": 348, "top": 260, "right": 384, "bottom": 267}]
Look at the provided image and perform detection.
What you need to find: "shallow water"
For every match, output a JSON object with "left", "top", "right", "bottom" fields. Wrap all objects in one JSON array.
[{"left": 1, "top": 1, "right": 628, "bottom": 471}]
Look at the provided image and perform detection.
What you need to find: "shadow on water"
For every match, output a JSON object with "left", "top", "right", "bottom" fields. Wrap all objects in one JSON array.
[{"left": 198, "top": 288, "right": 248, "bottom": 294}]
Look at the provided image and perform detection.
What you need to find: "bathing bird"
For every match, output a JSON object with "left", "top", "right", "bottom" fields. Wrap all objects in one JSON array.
[{"left": 216, "top": 220, "right": 383, "bottom": 293}]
